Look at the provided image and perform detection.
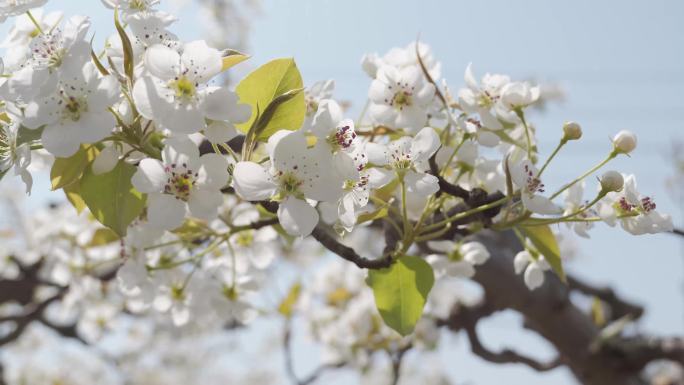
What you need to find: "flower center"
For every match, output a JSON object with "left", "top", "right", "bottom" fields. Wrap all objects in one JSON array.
[
  {"left": 163, "top": 163, "right": 197, "bottom": 201},
  {"left": 234, "top": 230, "right": 254, "bottom": 247},
  {"left": 61, "top": 94, "right": 88, "bottom": 122},
  {"left": 275, "top": 170, "right": 304, "bottom": 199},
  {"left": 305, "top": 96, "right": 318, "bottom": 116},
  {"left": 389, "top": 147, "right": 412, "bottom": 170},
  {"left": 326, "top": 125, "right": 356, "bottom": 152},
  {"left": 523, "top": 164, "right": 544, "bottom": 195},
  {"left": 29, "top": 31, "right": 65, "bottom": 69},
  {"left": 170, "top": 76, "right": 197, "bottom": 100},
  {"left": 130, "top": 0, "right": 151, "bottom": 10},
  {"left": 392, "top": 90, "right": 412, "bottom": 109}
]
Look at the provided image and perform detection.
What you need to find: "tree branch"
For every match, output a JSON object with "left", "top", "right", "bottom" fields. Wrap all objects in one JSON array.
[
  {"left": 568, "top": 275, "right": 644, "bottom": 321},
  {"left": 310, "top": 225, "right": 393, "bottom": 269}
]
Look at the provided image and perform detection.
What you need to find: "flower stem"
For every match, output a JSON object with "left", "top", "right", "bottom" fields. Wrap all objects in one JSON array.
[
  {"left": 548, "top": 151, "right": 617, "bottom": 200},
  {"left": 537, "top": 139, "right": 567, "bottom": 178},
  {"left": 420, "top": 196, "right": 509, "bottom": 234}
]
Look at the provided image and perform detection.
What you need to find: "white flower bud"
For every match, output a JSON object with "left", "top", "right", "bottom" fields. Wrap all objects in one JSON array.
[
  {"left": 600, "top": 170, "right": 624, "bottom": 192},
  {"left": 562, "top": 121, "right": 582, "bottom": 141},
  {"left": 612, "top": 130, "right": 637, "bottom": 154}
]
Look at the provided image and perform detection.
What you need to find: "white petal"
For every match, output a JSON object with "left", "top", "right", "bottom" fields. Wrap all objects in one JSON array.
[
  {"left": 187, "top": 188, "right": 222, "bottom": 220},
  {"left": 522, "top": 193, "right": 561, "bottom": 215},
  {"left": 204, "top": 120, "right": 238, "bottom": 143},
  {"left": 232, "top": 161, "right": 276, "bottom": 201},
  {"left": 410, "top": 127, "right": 440, "bottom": 163},
  {"left": 197, "top": 153, "right": 229, "bottom": 190},
  {"left": 405, "top": 171, "right": 439, "bottom": 196},
  {"left": 41, "top": 124, "right": 81, "bottom": 157},
  {"left": 131, "top": 158, "right": 167, "bottom": 193},
  {"left": 144, "top": 44, "right": 180, "bottom": 80},
  {"left": 513, "top": 251, "right": 531, "bottom": 274},
  {"left": 524, "top": 263, "right": 545, "bottom": 290},
  {"left": 92, "top": 145, "right": 120, "bottom": 175},
  {"left": 277, "top": 196, "right": 319, "bottom": 236},
  {"left": 182, "top": 40, "right": 222, "bottom": 83},
  {"left": 446, "top": 261, "right": 475, "bottom": 278},
  {"left": 147, "top": 193, "right": 186, "bottom": 230},
  {"left": 426, "top": 240, "right": 455, "bottom": 253}
]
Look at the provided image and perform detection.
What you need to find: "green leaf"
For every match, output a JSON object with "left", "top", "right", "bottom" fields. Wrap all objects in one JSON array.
[
  {"left": 114, "top": 9, "right": 134, "bottom": 81},
  {"left": 356, "top": 206, "right": 388, "bottom": 225},
  {"left": 278, "top": 282, "right": 302, "bottom": 318},
  {"left": 367, "top": 255, "right": 434, "bottom": 336},
  {"left": 221, "top": 49, "right": 250, "bottom": 71},
  {"left": 520, "top": 225, "right": 566, "bottom": 282},
  {"left": 86, "top": 228, "right": 120, "bottom": 247},
  {"left": 16, "top": 125, "right": 43, "bottom": 146},
  {"left": 235, "top": 58, "right": 305, "bottom": 140},
  {"left": 50, "top": 146, "right": 98, "bottom": 190},
  {"left": 63, "top": 182, "right": 87, "bottom": 214},
  {"left": 80, "top": 161, "right": 146, "bottom": 236}
]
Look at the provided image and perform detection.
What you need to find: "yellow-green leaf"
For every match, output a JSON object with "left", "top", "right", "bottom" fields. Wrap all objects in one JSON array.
[
  {"left": 520, "top": 225, "right": 566, "bottom": 282},
  {"left": 221, "top": 49, "right": 250, "bottom": 71},
  {"left": 50, "top": 146, "right": 98, "bottom": 190},
  {"left": 80, "top": 161, "right": 146, "bottom": 236},
  {"left": 63, "top": 182, "right": 87, "bottom": 214},
  {"left": 87, "top": 228, "right": 120, "bottom": 247},
  {"left": 278, "top": 282, "right": 302, "bottom": 318},
  {"left": 367, "top": 255, "right": 434, "bottom": 336},
  {"left": 235, "top": 58, "right": 305, "bottom": 140},
  {"left": 357, "top": 206, "right": 388, "bottom": 225}
]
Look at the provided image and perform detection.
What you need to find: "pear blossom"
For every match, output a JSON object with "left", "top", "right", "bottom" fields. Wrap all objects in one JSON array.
[
  {"left": 227, "top": 203, "right": 279, "bottom": 270},
  {"left": 562, "top": 121, "right": 582, "bottom": 141},
  {"left": 131, "top": 138, "right": 230, "bottom": 230},
  {"left": 20, "top": 62, "right": 119, "bottom": 157},
  {"left": 597, "top": 174, "right": 673, "bottom": 235},
  {"left": 499, "top": 81, "right": 540, "bottom": 110},
  {"left": 0, "top": 121, "right": 32, "bottom": 193},
  {"left": 0, "top": 0, "right": 47, "bottom": 23},
  {"left": 366, "top": 126, "right": 440, "bottom": 197},
  {"left": 1, "top": 8, "right": 62, "bottom": 48},
  {"left": 612, "top": 130, "right": 637, "bottom": 154},
  {"left": 133, "top": 40, "right": 250, "bottom": 135},
  {"left": 311, "top": 99, "right": 361, "bottom": 178},
  {"left": 368, "top": 65, "right": 435, "bottom": 133},
  {"left": 509, "top": 159, "right": 561, "bottom": 215},
  {"left": 513, "top": 250, "right": 550, "bottom": 290},
  {"left": 361, "top": 42, "right": 441, "bottom": 80},
  {"left": 232, "top": 130, "right": 342, "bottom": 236},
  {"left": 3, "top": 15, "right": 90, "bottom": 101},
  {"left": 457, "top": 63, "right": 509, "bottom": 130},
  {"left": 563, "top": 182, "right": 593, "bottom": 238},
  {"left": 427, "top": 240, "right": 490, "bottom": 278},
  {"left": 303, "top": 79, "right": 334, "bottom": 129},
  {"left": 101, "top": 0, "right": 175, "bottom": 24}
]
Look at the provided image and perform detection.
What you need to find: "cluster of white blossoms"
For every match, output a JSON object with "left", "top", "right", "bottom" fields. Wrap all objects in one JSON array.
[{"left": 0, "top": 2, "right": 676, "bottom": 380}]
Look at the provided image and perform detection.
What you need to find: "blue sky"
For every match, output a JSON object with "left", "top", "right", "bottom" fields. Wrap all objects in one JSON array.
[{"left": 2, "top": 1, "right": 683, "bottom": 384}]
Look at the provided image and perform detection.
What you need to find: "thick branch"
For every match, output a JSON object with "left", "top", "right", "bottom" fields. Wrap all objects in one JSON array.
[
  {"left": 568, "top": 275, "right": 644, "bottom": 321},
  {"left": 311, "top": 225, "right": 393, "bottom": 269}
]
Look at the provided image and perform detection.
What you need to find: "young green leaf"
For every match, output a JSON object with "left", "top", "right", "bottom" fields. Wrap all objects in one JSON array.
[
  {"left": 50, "top": 146, "right": 99, "bottom": 190},
  {"left": 63, "top": 182, "right": 87, "bottom": 214},
  {"left": 114, "top": 9, "right": 134, "bottom": 82},
  {"left": 80, "top": 161, "right": 146, "bottom": 236},
  {"left": 520, "top": 225, "right": 566, "bottom": 282},
  {"left": 221, "top": 49, "right": 250, "bottom": 71},
  {"left": 235, "top": 58, "right": 305, "bottom": 140},
  {"left": 367, "top": 255, "right": 434, "bottom": 336}
]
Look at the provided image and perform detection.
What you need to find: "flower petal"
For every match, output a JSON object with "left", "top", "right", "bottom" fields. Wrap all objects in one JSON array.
[
  {"left": 232, "top": 161, "right": 277, "bottom": 201},
  {"left": 277, "top": 196, "right": 319, "bottom": 236}
]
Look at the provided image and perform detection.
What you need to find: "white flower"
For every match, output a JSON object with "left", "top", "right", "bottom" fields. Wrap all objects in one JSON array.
[
  {"left": 513, "top": 250, "right": 549, "bottom": 291},
  {"left": 228, "top": 204, "right": 279, "bottom": 270},
  {"left": 612, "top": 130, "right": 637, "bottom": 154},
  {"left": 131, "top": 138, "right": 230, "bottom": 230},
  {"left": 368, "top": 65, "right": 435, "bottom": 133},
  {"left": 361, "top": 42, "right": 441, "bottom": 80},
  {"left": 133, "top": 40, "right": 250, "bottom": 135},
  {"left": 3, "top": 15, "right": 90, "bottom": 101},
  {"left": 457, "top": 63, "right": 509, "bottom": 130},
  {"left": 366, "top": 126, "right": 441, "bottom": 197},
  {"left": 20, "top": 62, "right": 119, "bottom": 157},
  {"left": 426, "top": 240, "right": 490, "bottom": 278},
  {"left": 303, "top": 79, "right": 334, "bottom": 129},
  {"left": 597, "top": 174, "right": 673, "bottom": 235},
  {"left": 499, "top": 81, "right": 540, "bottom": 110},
  {"left": 0, "top": 0, "right": 47, "bottom": 22},
  {"left": 563, "top": 182, "right": 593, "bottom": 238},
  {"left": 509, "top": 159, "right": 561, "bottom": 215},
  {"left": 0, "top": 121, "right": 32, "bottom": 193},
  {"left": 1, "top": 8, "right": 62, "bottom": 48},
  {"left": 101, "top": 0, "right": 175, "bottom": 24},
  {"left": 232, "top": 130, "right": 342, "bottom": 236}
]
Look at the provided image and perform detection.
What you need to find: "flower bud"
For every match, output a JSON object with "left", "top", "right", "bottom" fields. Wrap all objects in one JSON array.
[
  {"left": 600, "top": 170, "right": 624, "bottom": 192},
  {"left": 612, "top": 130, "right": 637, "bottom": 154},
  {"left": 562, "top": 121, "right": 582, "bottom": 141}
]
